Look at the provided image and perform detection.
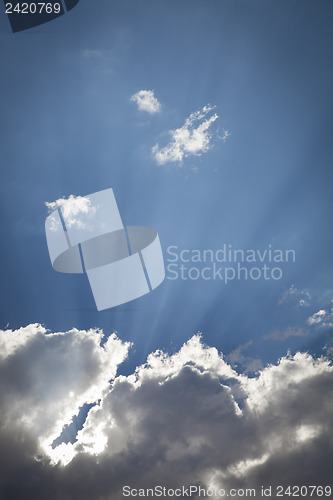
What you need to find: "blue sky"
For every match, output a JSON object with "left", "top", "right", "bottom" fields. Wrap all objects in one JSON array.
[
  {"left": 0, "top": 1, "right": 333, "bottom": 496},
  {"left": 1, "top": 0, "right": 332, "bottom": 367}
]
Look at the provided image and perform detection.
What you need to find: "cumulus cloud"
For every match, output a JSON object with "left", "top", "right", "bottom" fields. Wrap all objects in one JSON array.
[
  {"left": 0, "top": 329, "right": 332, "bottom": 499},
  {"left": 130, "top": 90, "right": 161, "bottom": 114},
  {"left": 45, "top": 195, "right": 98, "bottom": 231},
  {"left": 152, "top": 105, "right": 219, "bottom": 165},
  {"left": 0, "top": 324, "right": 130, "bottom": 466}
]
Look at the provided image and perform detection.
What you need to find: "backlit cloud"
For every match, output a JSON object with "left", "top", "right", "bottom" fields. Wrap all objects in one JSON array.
[
  {"left": 0, "top": 329, "right": 332, "bottom": 499},
  {"left": 0, "top": 324, "right": 130, "bottom": 466}
]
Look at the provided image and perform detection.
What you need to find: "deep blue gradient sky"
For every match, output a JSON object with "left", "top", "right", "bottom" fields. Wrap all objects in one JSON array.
[{"left": 1, "top": 0, "right": 333, "bottom": 374}]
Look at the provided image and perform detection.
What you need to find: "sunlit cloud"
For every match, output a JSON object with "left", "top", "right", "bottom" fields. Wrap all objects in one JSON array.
[
  {"left": 307, "top": 309, "right": 327, "bottom": 325},
  {"left": 45, "top": 195, "right": 98, "bottom": 231},
  {"left": 307, "top": 306, "right": 333, "bottom": 327},
  {"left": 152, "top": 105, "right": 219, "bottom": 165},
  {"left": 130, "top": 90, "right": 161, "bottom": 114}
]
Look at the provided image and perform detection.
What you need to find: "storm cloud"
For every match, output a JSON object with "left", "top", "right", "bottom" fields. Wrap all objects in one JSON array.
[{"left": 0, "top": 326, "right": 332, "bottom": 499}]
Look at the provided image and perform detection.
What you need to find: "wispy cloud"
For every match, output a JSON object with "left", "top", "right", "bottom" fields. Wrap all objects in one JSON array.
[
  {"left": 264, "top": 326, "right": 306, "bottom": 341},
  {"left": 226, "top": 340, "right": 263, "bottom": 373},
  {"left": 152, "top": 105, "right": 219, "bottom": 165},
  {"left": 278, "top": 284, "right": 311, "bottom": 307},
  {"left": 307, "top": 309, "right": 327, "bottom": 325},
  {"left": 82, "top": 49, "right": 105, "bottom": 59},
  {"left": 130, "top": 90, "right": 161, "bottom": 114},
  {"left": 221, "top": 128, "right": 230, "bottom": 142},
  {"left": 307, "top": 305, "right": 333, "bottom": 327}
]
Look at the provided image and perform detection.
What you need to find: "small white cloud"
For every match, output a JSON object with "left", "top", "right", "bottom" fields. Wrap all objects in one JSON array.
[
  {"left": 130, "top": 90, "right": 161, "bottom": 114},
  {"left": 45, "top": 195, "right": 98, "bottom": 231},
  {"left": 152, "top": 105, "right": 219, "bottom": 165},
  {"left": 307, "top": 309, "right": 327, "bottom": 325}
]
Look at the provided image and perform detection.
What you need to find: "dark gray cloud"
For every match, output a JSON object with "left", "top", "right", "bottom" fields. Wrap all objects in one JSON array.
[{"left": 0, "top": 327, "right": 332, "bottom": 500}]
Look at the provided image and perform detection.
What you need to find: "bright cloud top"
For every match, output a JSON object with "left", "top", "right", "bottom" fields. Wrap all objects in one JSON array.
[
  {"left": 130, "top": 89, "right": 161, "bottom": 114},
  {"left": 45, "top": 195, "right": 98, "bottom": 231},
  {"left": 0, "top": 326, "right": 332, "bottom": 499},
  {"left": 152, "top": 105, "right": 220, "bottom": 165}
]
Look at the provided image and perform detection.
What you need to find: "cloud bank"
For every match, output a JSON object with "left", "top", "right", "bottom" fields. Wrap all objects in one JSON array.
[
  {"left": 152, "top": 105, "right": 220, "bottom": 165},
  {"left": 0, "top": 326, "right": 332, "bottom": 499},
  {"left": 130, "top": 90, "right": 161, "bottom": 114}
]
